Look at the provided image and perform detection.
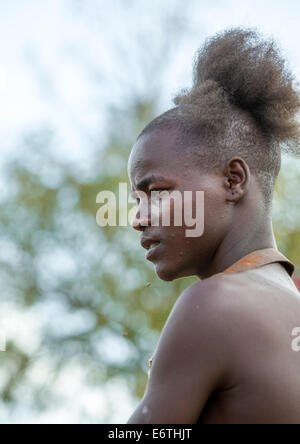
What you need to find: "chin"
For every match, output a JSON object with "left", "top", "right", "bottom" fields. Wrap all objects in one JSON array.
[{"left": 154, "top": 262, "right": 188, "bottom": 282}]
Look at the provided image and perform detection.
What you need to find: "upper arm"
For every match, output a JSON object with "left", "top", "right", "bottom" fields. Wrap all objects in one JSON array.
[{"left": 127, "top": 280, "right": 230, "bottom": 424}]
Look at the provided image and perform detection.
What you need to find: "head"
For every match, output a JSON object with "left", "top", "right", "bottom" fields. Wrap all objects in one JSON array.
[{"left": 128, "top": 28, "right": 300, "bottom": 281}]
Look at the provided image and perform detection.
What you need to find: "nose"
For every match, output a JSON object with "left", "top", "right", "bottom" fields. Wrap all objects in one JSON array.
[{"left": 131, "top": 200, "right": 151, "bottom": 231}]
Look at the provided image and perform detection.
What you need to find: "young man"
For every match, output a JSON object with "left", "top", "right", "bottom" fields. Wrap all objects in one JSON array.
[{"left": 127, "top": 28, "right": 300, "bottom": 424}]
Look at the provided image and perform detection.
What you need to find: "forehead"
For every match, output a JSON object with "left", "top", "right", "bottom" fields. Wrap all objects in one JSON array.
[{"left": 128, "top": 128, "right": 182, "bottom": 184}]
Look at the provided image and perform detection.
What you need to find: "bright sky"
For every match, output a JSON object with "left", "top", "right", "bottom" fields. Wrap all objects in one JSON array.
[{"left": 1, "top": 0, "right": 300, "bottom": 158}]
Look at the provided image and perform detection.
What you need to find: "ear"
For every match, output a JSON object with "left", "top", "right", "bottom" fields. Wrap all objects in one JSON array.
[{"left": 224, "top": 157, "right": 250, "bottom": 203}]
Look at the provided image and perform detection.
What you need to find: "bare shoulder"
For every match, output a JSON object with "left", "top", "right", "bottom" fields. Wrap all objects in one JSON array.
[
  {"left": 130, "top": 274, "right": 246, "bottom": 423},
  {"left": 174, "top": 272, "right": 253, "bottom": 327},
  {"left": 172, "top": 272, "right": 269, "bottom": 352},
  {"left": 177, "top": 269, "right": 300, "bottom": 357},
  {"left": 162, "top": 273, "right": 252, "bottom": 361},
  {"left": 148, "top": 274, "right": 252, "bottom": 391}
]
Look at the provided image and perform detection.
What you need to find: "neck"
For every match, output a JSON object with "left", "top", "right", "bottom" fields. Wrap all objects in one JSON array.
[{"left": 198, "top": 209, "right": 277, "bottom": 280}]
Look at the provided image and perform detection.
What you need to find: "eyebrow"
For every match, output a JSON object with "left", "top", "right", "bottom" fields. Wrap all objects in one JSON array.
[{"left": 131, "top": 175, "right": 169, "bottom": 193}]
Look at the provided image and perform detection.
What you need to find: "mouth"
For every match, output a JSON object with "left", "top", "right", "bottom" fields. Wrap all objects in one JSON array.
[
  {"left": 140, "top": 238, "right": 162, "bottom": 261},
  {"left": 145, "top": 242, "right": 161, "bottom": 260}
]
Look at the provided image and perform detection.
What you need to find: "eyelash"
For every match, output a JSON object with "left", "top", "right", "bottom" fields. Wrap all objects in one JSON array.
[
  {"left": 134, "top": 188, "right": 169, "bottom": 204},
  {"left": 150, "top": 188, "right": 167, "bottom": 193}
]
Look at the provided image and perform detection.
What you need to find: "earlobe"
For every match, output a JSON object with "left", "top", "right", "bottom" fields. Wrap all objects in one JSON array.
[{"left": 227, "top": 187, "right": 243, "bottom": 203}]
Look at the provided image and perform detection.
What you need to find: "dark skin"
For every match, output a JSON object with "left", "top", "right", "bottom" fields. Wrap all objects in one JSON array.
[{"left": 127, "top": 127, "right": 300, "bottom": 424}]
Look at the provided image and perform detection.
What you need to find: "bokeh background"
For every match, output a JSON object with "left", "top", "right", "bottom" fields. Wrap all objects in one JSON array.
[{"left": 0, "top": 0, "right": 299, "bottom": 424}]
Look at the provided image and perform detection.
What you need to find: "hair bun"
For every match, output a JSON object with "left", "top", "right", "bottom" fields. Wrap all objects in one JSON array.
[{"left": 173, "top": 28, "right": 300, "bottom": 154}]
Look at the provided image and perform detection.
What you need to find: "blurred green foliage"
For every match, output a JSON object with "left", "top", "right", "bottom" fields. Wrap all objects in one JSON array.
[
  {"left": 0, "top": 101, "right": 197, "bottom": 420},
  {"left": 273, "top": 164, "right": 300, "bottom": 272}
]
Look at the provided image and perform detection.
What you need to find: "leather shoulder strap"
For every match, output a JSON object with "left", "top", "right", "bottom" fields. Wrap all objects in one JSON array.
[{"left": 221, "top": 248, "right": 295, "bottom": 277}]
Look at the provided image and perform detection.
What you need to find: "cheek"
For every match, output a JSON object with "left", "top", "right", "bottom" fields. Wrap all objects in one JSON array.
[
  {"left": 203, "top": 190, "right": 232, "bottom": 238},
  {"left": 154, "top": 193, "right": 185, "bottom": 227},
  {"left": 160, "top": 192, "right": 200, "bottom": 227}
]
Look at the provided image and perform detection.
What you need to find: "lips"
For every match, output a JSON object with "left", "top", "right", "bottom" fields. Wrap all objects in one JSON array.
[
  {"left": 140, "top": 237, "right": 161, "bottom": 260},
  {"left": 145, "top": 242, "right": 162, "bottom": 260}
]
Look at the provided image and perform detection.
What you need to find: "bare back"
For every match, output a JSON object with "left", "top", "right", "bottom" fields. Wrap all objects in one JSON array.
[
  {"left": 128, "top": 251, "right": 300, "bottom": 425},
  {"left": 198, "top": 263, "right": 300, "bottom": 424}
]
